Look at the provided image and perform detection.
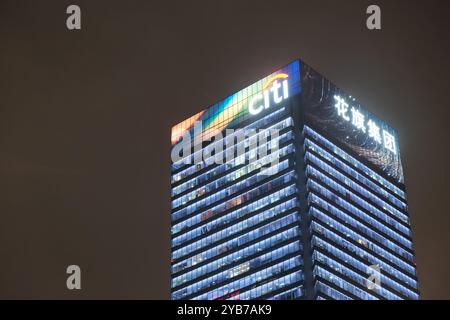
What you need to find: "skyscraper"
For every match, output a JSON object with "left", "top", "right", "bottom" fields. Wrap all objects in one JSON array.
[{"left": 169, "top": 59, "right": 419, "bottom": 300}]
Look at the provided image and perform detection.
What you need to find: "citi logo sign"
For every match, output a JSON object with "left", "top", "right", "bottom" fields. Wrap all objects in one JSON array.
[{"left": 248, "top": 73, "right": 289, "bottom": 115}]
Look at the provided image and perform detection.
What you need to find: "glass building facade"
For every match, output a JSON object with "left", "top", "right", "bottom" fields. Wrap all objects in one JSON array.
[{"left": 170, "top": 60, "right": 419, "bottom": 300}]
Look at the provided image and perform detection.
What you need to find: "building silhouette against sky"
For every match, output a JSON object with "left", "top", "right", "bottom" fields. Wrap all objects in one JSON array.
[{"left": 169, "top": 59, "right": 419, "bottom": 300}]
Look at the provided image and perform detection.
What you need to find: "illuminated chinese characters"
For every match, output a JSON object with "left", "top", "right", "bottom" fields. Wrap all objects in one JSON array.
[{"left": 333, "top": 95, "right": 397, "bottom": 154}]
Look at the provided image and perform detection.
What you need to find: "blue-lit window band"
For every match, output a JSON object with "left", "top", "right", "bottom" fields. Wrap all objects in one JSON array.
[
  {"left": 172, "top": 210, "right": 299, "bottom": 261},
  {"left": 311, "top": 227, "right": 417, "bottom": 288},
  {"left": 315, "top": 281, "right": 352, "bottom": 300},
  {"left": 308, "top": 193, "right": 413, "bottom": 253},
  {"left": 172, "top": 226, "right": 301, "bottom": 287},
  {"left": 172, "top": 144, "right": 294, "bottom": 210},
  {"left": 304, "top": 138, "right": 407, "bottom": 210},
  {"left": 171, "top": 182, "right": 297, "bottom": 237},
  {"left": 310, "top": 211, "right": 416, "bottom": 276},
  {"left": 171, "top": 113, "right": 292, "bottom": 179},
  {"left": 307, "top": 172, "right": 411, "bottom": 235},
  {"left": 172, "top": 108, "right": 289, "bottom": 174},
  {"left": 268, "top": 287, "right": 303, "bottom": 300},
  {"left": 173, "top": 241, "right": 302, "bottom": 299},
  {"left": 172, "top": 123, "right": 294, "bottom": 197},
  {"left": 192, "top": 260, "right": 303, "bottom": 300},
  {"left": 314, "top": 266, "right": 379, "bottom": 300},
  {"left": 172, "top": 195, "right": 298, "bottom": 250},
  {"left": 172, "top": 166, "right": 296, "bottom": 223},
  {"left": 314, "top": 252, "right": 404, "bottom": 299},
  {"left": 171, "top": 206, "right": 299, "bottom": 276},
  {"left": 305, "top": 156, "right": 409, "bottom": 223},
  {"left": 227, "top": 270, "right": 303, "bottom": 300},
  {"left": 313, "top": 249, "right": 418, "bottom": 298},
  {"left": 303, "top": 126, "right": 406, "bottom": 199},
  {"left": 172, "top": 128, "right": 294, "bottom": 197}
]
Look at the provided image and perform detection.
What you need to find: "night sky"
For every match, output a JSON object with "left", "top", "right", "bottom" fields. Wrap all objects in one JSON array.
[{"left": 1, "top": 0, "right": 449, "bottom": 299}]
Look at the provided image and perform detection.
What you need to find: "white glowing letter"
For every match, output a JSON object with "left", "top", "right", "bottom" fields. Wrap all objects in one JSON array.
[
  {"left": 249, "top": 93, "right": 264, "bottom": 115},
  {"left": 334, "top": 95, "right": 350, "bottom": 121},
  {"left": 367, "top": 119, "right": 382, "bottom": 143},
  {"left": 383, "top": 130, "right": 397, "bottom": 154},
  {"left": 351, "top": 107, "right": 366, "bottom": 132},
  {"left": 271, "top": 80, "right": 283, "bottom": 104},
  {"left": 263, "top": 90, "right": 270, "bottom": 109}
]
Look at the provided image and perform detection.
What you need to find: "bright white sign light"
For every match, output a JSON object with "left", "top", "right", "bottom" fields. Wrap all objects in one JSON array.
[
  {"left": 367, "top": 119, "right": 382, "bottom": 144},
  {"left": 383, "top": 130, "right": 397, "bottom": 155},
  {"left": 333, "top": 95, "right": 397, "bottom": 155},
  {"left": 351, "top": 107, "right": 366, "bottom": 133},
  {"left": 334, "top": 95, "right": 350, "bottom": 121},
  {"left": 249, "top": 79, "right": 289, "bottom": 115}
]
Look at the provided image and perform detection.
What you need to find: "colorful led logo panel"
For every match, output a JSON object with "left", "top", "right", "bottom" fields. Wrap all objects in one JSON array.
[{"left": 171, "top": 61, "right": 301, "bottom": 145}]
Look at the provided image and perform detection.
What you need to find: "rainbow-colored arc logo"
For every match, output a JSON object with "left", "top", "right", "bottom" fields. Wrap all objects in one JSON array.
[{"left": 171, "top": 71, "right": 291, "bottom": 145}]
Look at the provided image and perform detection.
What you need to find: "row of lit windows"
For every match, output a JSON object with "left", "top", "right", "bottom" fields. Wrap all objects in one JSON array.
[
  {"left": 172, "top": 211, "right": 299, "bottom": 269},
  {"left": 172, "top": 108, "right": 288, "bottom": 173},
  {"left": 308, "top": 190, "right": 411, "bottom": 250},
  {"left": 312, "top": 229, "right": 417, "bottom": 288},
  {"left": 313, "top": 252, "right": 404, "bottom": 300},
  {"left": 191, "top": 258, "right": 303, "bottom": 300},
  {"left": 172, "top": 181, "right": 296, "bottom": 236},
  {"left": 172, "top": 129, "right": 294, "bottom": 197},
  {"left": 307, "top": 173, "right": 411, "bottom": 237},
  {"left": 172, "top": 227, "right": 301, "bottom": 286},
  {"left": 171, "top": 175, "right": 296, "bottom": 236},
  {"left": 172, "top": 194, "right": 298, "bottom": 249},
  {"left": 306, "top": 156, "right": 409, "bottom": 224},
  {"left": 315, "top": 281, "right": 352, "bottom": 300},
  {"left": 310, "top": 196, "right": 413, "bottom": 259},
  {"left": 173, "top": 158, "right": 288, "bottom": 213},
  {"left": 303, "top": 126, "right": 406, "bottom": 200},
  {"left": 172, "top": 208, "right": 299, "bottom": 260},
  {"left": 311, "top": 216, "right": 416, "bottom": 277},
  {"left": 268, "top": 286, "right": 303, "bottom": 300},
  {"left": 314, "top": 266, "right": 378, "bottom": 300},
  {"left": 227, "top": 270, "right": 303, "bottom": 301},
  {"left": 172, "top": 241, "right": 302, "bottom": 298},
  {"left": 313, "top": 250, "right": 417, "bottom": 300},
  {"left": 308, "top": 180, "right": 411, "bottom": 243},
  {"left": 304, "top": 139, "right": 407, "bottom": 211},
  {"left": 172, "top": 115, "right": 293, "bottom": 189},
  {"left": 313, "top": 248, "right": 418, "bottom": 299},
  {"left": 172, "top": 198, "right": 296, "bottom": 256},
  {"left": 172, "top": 160, "right": 291, "bottom": 220},
  {"left": 172, "top": 144, "right": 294, "bottom": 209}
]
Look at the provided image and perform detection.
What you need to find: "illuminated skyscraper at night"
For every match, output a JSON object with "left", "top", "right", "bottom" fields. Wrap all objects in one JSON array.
[{"left": 169, "top": 60, "right": 419, "bottom": 300}]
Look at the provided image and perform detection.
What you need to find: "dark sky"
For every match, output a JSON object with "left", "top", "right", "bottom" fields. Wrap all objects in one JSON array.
[{"left": 1, "top": 0, "right": 449, "bottom": 299}]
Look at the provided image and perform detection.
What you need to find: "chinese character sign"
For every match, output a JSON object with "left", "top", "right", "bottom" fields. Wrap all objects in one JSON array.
[
  {"left": 334, "top": 95, "right": 397, "bottom": 155},
  {"left": 301, "top": 63, "right": 404, "bottom": 185}
]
